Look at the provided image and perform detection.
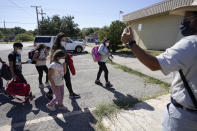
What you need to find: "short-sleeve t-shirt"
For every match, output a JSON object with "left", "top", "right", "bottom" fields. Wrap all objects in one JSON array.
[
  {"left": 8, "top": 52, "right": 22, "bottom": 73},
  {"left": 35, "top": 50, "right": 47, "bottom": 66},
  {"left": 156, "top": 35, "right": 197, "bottom": 110},
  {"left": 49, "top": 62, "right": 64, "bottom": 86}
]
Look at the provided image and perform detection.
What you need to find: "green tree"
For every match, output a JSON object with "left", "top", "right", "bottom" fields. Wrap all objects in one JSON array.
[
  {"left": 60, "top": 16, "right": 80, "bottom": 38},
  {"left": 39, "top": 15, "right": 80, "bottom": 38},
  {"left": 108, "top": 20, "right": 126, "bottom": 52},
  {"left": 13, "top": 27, "right": 26, "bottom": 35},
  {"left": 15, "top": 33, "right": 34, "bottom": 42},
  {"left": 98, "top": 26, "right": 109, "bottom": 41},
  {"left": 80, "top": 27, "right": 101, "bottom": 39},
  {"left": 0, "top": 31, "right": 5, "bottom": 40}
]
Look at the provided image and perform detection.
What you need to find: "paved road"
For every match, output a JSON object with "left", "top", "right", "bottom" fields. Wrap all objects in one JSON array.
[
  {"left": 0, "top": 42, "right": 33, "bottom": 51},
  {"left": 0, "top": 46, "right": 166, "bottom": 131}
]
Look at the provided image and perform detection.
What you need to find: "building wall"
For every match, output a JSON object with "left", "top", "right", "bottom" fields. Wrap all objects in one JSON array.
[{"left": 128, "top": 13, "right": 183, "bottom": 50}]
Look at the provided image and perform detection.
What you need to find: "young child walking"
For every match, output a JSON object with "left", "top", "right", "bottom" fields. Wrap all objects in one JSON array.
[
  {"left": 46, "top": 50, "right": 67, "bottom": 111},
  {"left": 33, "top": 44, "right": 50, "bottom": 88}
]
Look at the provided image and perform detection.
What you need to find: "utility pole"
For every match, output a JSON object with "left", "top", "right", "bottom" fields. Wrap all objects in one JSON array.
[
  {"left": 39, "top": 8, "right": 46, "bottom": 21},
  {"left": 31, "top": 6, "right": 41, "bottom": 34},
  {"left": 3, "top": 20, "right": 6, "bottom": 30}
]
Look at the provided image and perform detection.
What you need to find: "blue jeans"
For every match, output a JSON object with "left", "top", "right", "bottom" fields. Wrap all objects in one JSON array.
[{"left": 162, "top": 103, "right": 197, "bottom": 131}]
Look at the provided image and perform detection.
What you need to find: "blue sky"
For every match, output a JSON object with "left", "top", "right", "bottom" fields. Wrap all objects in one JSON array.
[{"left": 0, "top": 0, "right": 163, "bottom": 30}]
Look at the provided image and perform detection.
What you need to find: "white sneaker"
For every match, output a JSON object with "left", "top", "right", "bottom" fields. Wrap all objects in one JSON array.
[
  {"left": 39, "top": 83, "right": 45, "bottom": 88},
  {"left": 46, "top": 104, "right": 56, "bottom": 111},
  {"left": 45, "top": 82, "right": 50, "bottom": 87}
]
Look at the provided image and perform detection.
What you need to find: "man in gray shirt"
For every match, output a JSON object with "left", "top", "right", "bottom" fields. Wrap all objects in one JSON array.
[{"left": 121, "top": 1, "right": 197, "bottom": 131}]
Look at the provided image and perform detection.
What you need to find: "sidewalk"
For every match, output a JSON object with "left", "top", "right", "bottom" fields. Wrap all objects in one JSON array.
[
  {"left": 85, "top": 46, "right": 171, "bottom": 131},
  {"left": 103, "top": 94, "right": 170, "bottom": 131},
  {"left": 85, "top": 46, "right": 173, "bottom": 84}
]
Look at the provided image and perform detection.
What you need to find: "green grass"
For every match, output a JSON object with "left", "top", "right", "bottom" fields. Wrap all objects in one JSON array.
[
  {"left": 110, "top": 62, "right": 170, "bottom": 91},
  {"left": 93, "top": 103, "right": 118, "bottom": 121},
  {"left": 93, "top": 103, "right": 118, "bottom": 131},
  {"left": 115, "top": 47, "right": 164, "bottom": 56},
  {"left": 95, "top": 121, "right": 109, "bottom": 131},
  {"left": 115, "top": 48, "right": 134, "bottom": 56}
]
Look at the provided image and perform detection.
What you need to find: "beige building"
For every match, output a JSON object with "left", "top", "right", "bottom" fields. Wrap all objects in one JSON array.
[{"left": 123, "top": 0, "right": 194, "bottom": 50}]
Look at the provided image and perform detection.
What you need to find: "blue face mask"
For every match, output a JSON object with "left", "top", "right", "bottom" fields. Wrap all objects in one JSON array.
[{"left": 180, "top": 20, "right": 195, "bottom": 36}]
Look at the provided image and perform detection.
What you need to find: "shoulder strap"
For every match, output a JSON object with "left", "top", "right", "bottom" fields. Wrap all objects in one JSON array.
[{"left": 179, "top": 69, "right": 197, "bottom": 109}]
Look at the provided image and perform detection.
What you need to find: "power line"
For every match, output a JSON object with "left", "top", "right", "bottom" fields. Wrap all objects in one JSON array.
[{"left": 7, "top": 0, "right": 33, "bottom": 16}]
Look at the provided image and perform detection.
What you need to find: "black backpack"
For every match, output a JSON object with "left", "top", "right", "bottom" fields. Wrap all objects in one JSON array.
[
  {"left": 28, "top": 50, "right": 40, "bottom": 64},
  {"left": 1, "top": 64, "right": 12, "bottom": 80}
]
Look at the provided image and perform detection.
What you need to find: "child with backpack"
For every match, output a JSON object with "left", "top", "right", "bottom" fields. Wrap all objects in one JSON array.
[
  {"left": 33, "top": 44, "right": 50, "bottom": 88},
  {"left": 46, "top": 49, "right": 67, "bottom": 111},
  {"left": 8, "top": 42, "right": 28, "bottom": 84},
  {"left": 94, "top": 38, "right": 113, "bottom": 88}
]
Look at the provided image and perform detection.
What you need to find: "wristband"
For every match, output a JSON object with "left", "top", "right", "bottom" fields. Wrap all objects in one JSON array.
[{"left": 126, "top": 40, "right": 136, "bottom": 49}]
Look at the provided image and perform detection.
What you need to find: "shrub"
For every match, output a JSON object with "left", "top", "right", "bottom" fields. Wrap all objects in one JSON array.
[{"left": 15, "top": 33, "right": 34, "bottom": 42}]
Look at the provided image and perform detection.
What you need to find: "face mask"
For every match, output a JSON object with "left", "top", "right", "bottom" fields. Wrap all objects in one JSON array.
[
  {"left": 59, "top": 59, "right": 65, "bottom": 64},
  {"left": 17, "top": 49, "right": 22, "bottom": 54},
  {"left": 106, "top": 43, "right": 110, "bottom": 47},
  {"left": 180, "top": 20, "right": 195, "bottom": 36},
  {"left": 61, "top": 42, "right": 66, "bottom": 47}
]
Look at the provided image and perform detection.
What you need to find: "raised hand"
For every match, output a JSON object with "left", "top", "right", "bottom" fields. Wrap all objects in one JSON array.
[{"left": 121, "top": 26, "right": 134, "bottom": 44}]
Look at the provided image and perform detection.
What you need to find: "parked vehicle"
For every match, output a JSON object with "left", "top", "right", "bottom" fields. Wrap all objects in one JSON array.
[
  {"left": 64, "top": 38, "right": 85, "bottom": 53},
  {"left": 34, "top": 36, "right": 56, "bottom": 47},
  {"left": 34, "top": 36, "right": 85, "bottom": 53}
]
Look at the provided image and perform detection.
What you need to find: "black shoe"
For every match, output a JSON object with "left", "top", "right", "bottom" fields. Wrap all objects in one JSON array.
[
  {"left": 69, "top": 93, "right": 80, "bottom": 99},
  {"left": 8, "top": 94, "right": 14, "bottom": 100},
  {"left": 29, "top": 92, "right": 35, "bottom": 100},
  {"left": 106, "top": 82, "right": 113, "bottom": 88},
  {"left": 95, "top": 80, "right": 102, "bottom": 85}
]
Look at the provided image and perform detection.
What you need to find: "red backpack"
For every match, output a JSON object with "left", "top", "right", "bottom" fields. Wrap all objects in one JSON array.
[
  {"left": 6, "top": 78, "right": 30, "bottom": 96},
  {"left": 67, "top": 53, "right": 76, "bottom": 76}
]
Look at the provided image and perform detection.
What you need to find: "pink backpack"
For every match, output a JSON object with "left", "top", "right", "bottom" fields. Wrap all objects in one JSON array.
[{"left": 92, "top": 46, "right": 101, "bottom": 62}]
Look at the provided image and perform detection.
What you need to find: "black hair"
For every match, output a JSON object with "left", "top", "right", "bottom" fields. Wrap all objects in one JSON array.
[
  {"left": 51, "top": 32, "right": 66, "bottom": 53},
  {"left": 35, "top": 44, "right": 46, "bottom": 52},
  {"left": 191, "top": 11, "right": 197, "bottom": 32},
  {"left": 46, "top": 47, "right": 50, "bottom": 50},
  {"left": 13, "top": 42, "right": 23, "bottom": 48},
  {"left": 102, "top": 38, "right": 110, "bottom": 46},
  {"left": 52, "top": 49, "right": 66, "bottom": 62},
  {"left": 50, "top": 32, "right": 66, "bottom": 62}
]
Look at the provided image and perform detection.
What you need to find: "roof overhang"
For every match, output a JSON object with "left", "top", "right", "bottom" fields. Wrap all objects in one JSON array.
[{"left": 123, "top": 0, "right": 194, "bottom": 22}]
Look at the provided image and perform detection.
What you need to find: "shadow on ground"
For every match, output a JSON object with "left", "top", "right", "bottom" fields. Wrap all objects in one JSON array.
[
  {"left": 34, "top": 86, "right": 97, "bottom": 131},
  {"left": 97, "top": 83, "right": 154, "bottom": 111},
  {"left": 52, "top": 99, "right": 97, "bottom": 131}
]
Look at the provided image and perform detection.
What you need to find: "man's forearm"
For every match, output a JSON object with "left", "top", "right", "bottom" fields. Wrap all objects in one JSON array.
[{"left": 130, "top": 44, "right": 161, "bottom": 71}]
